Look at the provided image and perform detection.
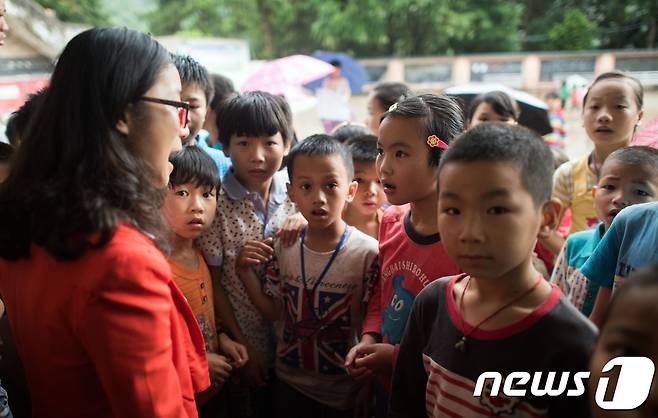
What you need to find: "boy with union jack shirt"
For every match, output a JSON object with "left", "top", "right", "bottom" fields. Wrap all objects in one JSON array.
[{"left": 238, "top": 135, "right": 378, "bottom": 416}]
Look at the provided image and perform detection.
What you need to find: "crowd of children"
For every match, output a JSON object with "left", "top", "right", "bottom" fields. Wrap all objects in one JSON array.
[{"left": 0, "top": 24, "right": 657, "bottom": 418}]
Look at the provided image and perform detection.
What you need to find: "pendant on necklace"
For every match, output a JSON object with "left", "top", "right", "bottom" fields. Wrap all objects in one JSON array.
[{"left": 454, "top": 336, "right": 466, "bottom": 352}]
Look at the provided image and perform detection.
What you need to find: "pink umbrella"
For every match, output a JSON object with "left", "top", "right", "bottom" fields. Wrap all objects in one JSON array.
[
  {"left": 633, "top": 116, "right": 658, "bottom": 149},
  {"left": 241, "top": 54, "right": 335, "bottom": 97}
]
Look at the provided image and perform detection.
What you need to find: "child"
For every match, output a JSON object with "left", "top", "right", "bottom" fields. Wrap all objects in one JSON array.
[
  {"left": 584, "top": 201, "right": 658, "bottom": 326},
  {"left": 201, "top": 73, "right": 236, "bottom": 178},
  {"left": 198, "top": 91, "right": 300, "bottom": 418},
  {"left": 331, "top": 122, "right": 372, "bottom": 143},
  {"left": 365, "top": 82, "right": 411, "bottom": 136},
  {"left": 589, "top": 264, "right": 658, "bottom": 418},
  {"left": 164, "top": 147, "right": 248, "bottom": 414},
  {"left": 551, "top": 146, "right": 658, "bottom": 316},
  {"left": 390, "top": 123, "right": 597, "bottom": 418},
  {"left": 343, "top": 134, "right": 386, "bottom": 239},
  {"left": 466, "top": 90, "right": 520, "bottom": 129},
  {"left": 4, "top": 88, "right": 46, "bottom": 147},
  {"left": 544, "top": 91, "right": 567, "bottom": 148},
  {"left": 553, "top": 71, "right": 644, "bottom": 236},
  {"left": 0, "top": 143, "right": 12, "bottom": 183},
  {"left": 345, "top": 94, "right": 463, "bottom": 413},
  {"left": 238, "top": 135, "right": 379, "bottom": 417}
]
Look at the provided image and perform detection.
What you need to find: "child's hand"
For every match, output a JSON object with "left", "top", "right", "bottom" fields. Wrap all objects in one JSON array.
[
  {"left": 207, "top": 352, "right": 232, "bottom": 388},
  {"left": 218, "top": 332, "right": 248, "bottom": 368},
  {"left": 353, "top": 343, "right": 394, "bottom": 376},
  {"left": 239, "top": 347, "right": 268, "bottom": 388},
  {"left": 277, "top": 212, "right": 307, "bottom": 247},
  {"left": 345, "top": 337, "right": 376, "bottom": 381},
  {"left": 236, "top": 238, "right": 273, "bottom": 270}
]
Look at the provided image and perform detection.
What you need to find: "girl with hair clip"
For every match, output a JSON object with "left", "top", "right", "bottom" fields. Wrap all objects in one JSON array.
[
  {"left": 0, "top": 27, "right": 208, "bottom": 418},
  {"left": 346, "top": 94, "right": 463, "bottom": 417}
]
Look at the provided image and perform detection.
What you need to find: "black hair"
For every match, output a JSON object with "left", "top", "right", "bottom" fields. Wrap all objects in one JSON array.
[
  {"left": 0, "top": 27, "right": 172, "bottom": 261},
  {"left": 601, "top": 145, "right": 658, "bottom": 176},
  {"left": 331, "top": 123, "right": 372, "bottom": 143},
  {"left": 329, "top": 60, "right": 341, "bottom": 68},
  {"left": 545, "top": 91, "right": 560, "bottom": 100},
  {"left": 287, "top": 134, "right": 354, "bottom": 181},
  {"left": 4, "top": 88, "right": 47, "bottom": 146},
  {"left": 168, "top": 146, "right": 220, "bottom": 192},
  {"left": 171, "top": 54, "right": 213, "bottom": 104},
  {"left": 583, "top": 71, "right": 643, "bottom": 109},
  {"left": 371, "top": 82, "right": 411, "bottom": 111},
  {"left": 600, "top": 263, "right": 658, "bottom": 329},
  {"left": 551, "top": 147, "right": 569, "bottom": 171},
  {"left": 439, "top": 123, "right": 554, "bottom": 207},
  {"left": 208, "top": 73, "right": 236, "bottom": 111},
  {"left": 466, "top": 90, "right": 520, "bottom": 126},
  {"left": 0, "top": 142, "right": 13, "bottom": 161},
  {"left": 345, "top": 134, "right": 378, "bottom": 162},
  {"left": 381, "top": 93, "right": 464, "bottom": 166},
  {"left": 218, "top": 91, "right": 294, "bottom": 150}
]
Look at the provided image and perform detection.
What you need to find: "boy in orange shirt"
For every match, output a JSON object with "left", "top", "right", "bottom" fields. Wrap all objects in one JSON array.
[{"left": 164, "top": 146, "right": 248, "bottom": 414}]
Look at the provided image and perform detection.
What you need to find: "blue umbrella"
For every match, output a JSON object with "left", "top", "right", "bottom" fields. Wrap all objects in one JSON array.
[{"left": 304, "top": 51, "right": 368, "bottom": 94}]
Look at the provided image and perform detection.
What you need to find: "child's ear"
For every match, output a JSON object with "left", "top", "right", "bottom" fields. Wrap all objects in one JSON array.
[
  {"left": 592, "top": 186, "right": 598, "bottom": 199},
  {"left": 283, "top": 140, "right": 292, "bottom": 157},
  {"left": 538, "top": 198, "right": 561, "bottom": 239},
  {"left": 346, "top": 180, "right": 358, "bottom": 203}
]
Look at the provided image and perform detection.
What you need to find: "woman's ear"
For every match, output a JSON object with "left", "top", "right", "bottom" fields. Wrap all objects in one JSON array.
[
  {"left": 116, "top": 110, "right": 131, "bottom": 136},
  {"left": 538, "top": 198, "right": 561, "bottom": 240}
]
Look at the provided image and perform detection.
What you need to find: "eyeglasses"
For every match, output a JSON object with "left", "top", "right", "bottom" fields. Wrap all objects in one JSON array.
[{"left": 138, "top": 96, "right": 190, "bottom": 129}]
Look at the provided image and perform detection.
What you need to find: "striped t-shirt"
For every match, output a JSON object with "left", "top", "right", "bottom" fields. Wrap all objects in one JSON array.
[{"left": 389, "top": 275, "right": 597, "bottom": 418}]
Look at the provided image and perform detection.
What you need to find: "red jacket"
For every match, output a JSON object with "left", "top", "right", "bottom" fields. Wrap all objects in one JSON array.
[{"left": 0, "top": 225, "right": 210, "bottom": 418}]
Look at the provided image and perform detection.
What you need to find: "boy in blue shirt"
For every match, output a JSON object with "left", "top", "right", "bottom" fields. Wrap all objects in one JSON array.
[{"left": 551, "top": 146, "right": 658, "bottom": 316}]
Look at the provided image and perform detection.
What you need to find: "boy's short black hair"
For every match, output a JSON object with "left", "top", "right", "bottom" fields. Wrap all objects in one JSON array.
[
  {"left": 345, "top": 134, "right": 378, "bottom": 162},
  {"left": 171, "top": 54, "right": 214, "bottom": 104},
  {"left": 5, "top": 88, "right": 47, "bottom": 146},
  {"left": 600, "top": 263, "right": 658, "bottom": 329},
  {"left": 208, "top": 73, "right": 236, "bottom": 111},
  {"left": 168, "top": 146, "right": 220, "bottom": 192},
  {"left": 602, "top": 146, "right": 658, "bottom": 177},
  {"left": 439, "top": 123, "right": 554, "bottom": 207},
  {"left": 218, "top": 91, "right": 294, "bottom": 150},
  {"left": 371, "top": 82, "right": 411, "bottom": 111},
  {"left": 287, "top": 134, "right": 354, "bottom": 181},
  {"left": 331, "top": 123, "right": 372, "bottom": 143},
  {"left": 545, "top": 91, "right": 560, "bottom": 100},
  {"left": 381, "top": 93, "right": 464, "bottom": 167}
]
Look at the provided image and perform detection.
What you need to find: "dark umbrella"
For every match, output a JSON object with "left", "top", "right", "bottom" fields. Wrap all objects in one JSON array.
[
  {"left": 304, "top": 51, "right": 369, "bottom": 94},
  {"left": 445, "top": 83, "right": 552, "bottom": 136}
]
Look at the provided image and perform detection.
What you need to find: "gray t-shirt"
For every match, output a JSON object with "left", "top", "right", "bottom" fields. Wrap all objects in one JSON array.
[{"left": 265, "top": 227, "right": 379, "bottom": 410}]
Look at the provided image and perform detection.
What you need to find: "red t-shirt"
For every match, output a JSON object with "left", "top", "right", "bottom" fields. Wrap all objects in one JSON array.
[
  {"left": 0, "top": 225, "right": 209, "bottom": 418},
  {"left": 362, "top": 205, "right": 460, "bottom": 344}
]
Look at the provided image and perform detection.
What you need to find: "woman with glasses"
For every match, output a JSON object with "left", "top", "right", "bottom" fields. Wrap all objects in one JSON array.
[{"left": 0, "top": 27, "right": 208, "bottom": 418}]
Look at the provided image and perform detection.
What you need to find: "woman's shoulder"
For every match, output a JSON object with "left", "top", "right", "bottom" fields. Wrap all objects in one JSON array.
[{"left": 91, "top": 224, "right": 170, "bottom": 284}]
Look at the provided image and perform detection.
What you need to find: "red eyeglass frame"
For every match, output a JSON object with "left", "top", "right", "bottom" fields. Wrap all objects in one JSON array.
[{"left": 138, "top": 96, "right": 190, "bottom": 129}]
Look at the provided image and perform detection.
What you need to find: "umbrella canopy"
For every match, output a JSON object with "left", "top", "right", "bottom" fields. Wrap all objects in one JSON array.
[
  {"left": 241, "top": 54, "right": 335, "bottom": 97},
  {"left": 304, "top": 51, "right": 369, "bottom": 94},
  {"left": 632, "top": 116, "right": 658, "bottom": 149},
  {"left": 444, "top": 83, "right": 552, "bottom": 135}
]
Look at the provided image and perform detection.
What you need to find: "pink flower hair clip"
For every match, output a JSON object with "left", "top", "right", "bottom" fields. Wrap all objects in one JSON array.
[{"left": 427, "top": 135, "right": 449, "bottom": 150}]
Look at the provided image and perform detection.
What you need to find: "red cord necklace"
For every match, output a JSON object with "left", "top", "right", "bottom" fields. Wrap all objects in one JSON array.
[{"left": 454, "top": 275, "right": 543, "bottom": 352}]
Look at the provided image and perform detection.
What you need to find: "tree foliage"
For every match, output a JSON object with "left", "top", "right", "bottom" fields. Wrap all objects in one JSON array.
[
  {"left": 35, "top": 0, "right": 108, "bottom": 26},
  {"left": 35, "top": 0, "right": 657, "bottom": 57}
]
